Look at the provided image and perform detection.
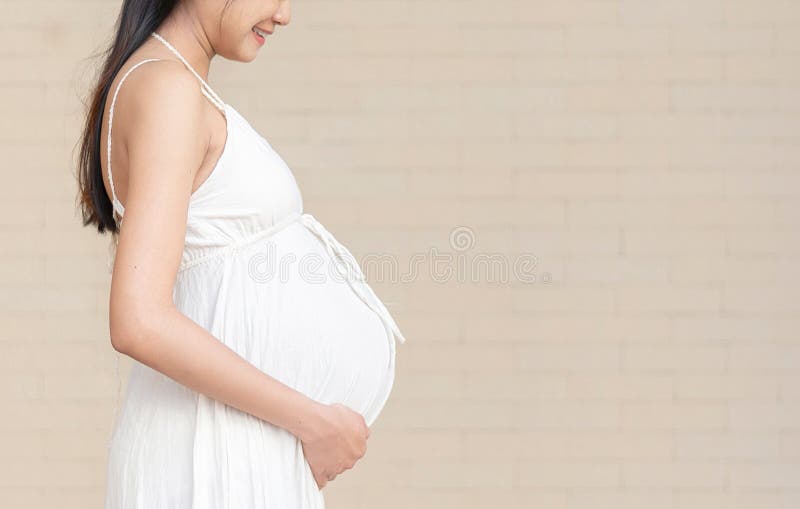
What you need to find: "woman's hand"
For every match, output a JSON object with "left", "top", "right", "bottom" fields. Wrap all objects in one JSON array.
[{"left": 300, "top": 402, "right": 370, "bottom": 490}]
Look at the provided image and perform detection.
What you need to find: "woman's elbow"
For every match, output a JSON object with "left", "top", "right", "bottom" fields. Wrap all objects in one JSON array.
[
  {"left": 109, "top": 302, "right": 165, "bottom": 354},
  {"left": 110, "top": 312, "right": 142, "bottom": 354}
]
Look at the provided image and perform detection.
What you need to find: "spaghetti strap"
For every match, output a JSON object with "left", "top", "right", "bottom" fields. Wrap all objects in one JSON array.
[{"left": 106, "top": 58, "right": 163, "bottom": 226}]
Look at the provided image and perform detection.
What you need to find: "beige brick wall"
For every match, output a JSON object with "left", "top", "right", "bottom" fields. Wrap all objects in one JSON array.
[{"left": 1, "top": 0, "right": 799, "bottom": 507}]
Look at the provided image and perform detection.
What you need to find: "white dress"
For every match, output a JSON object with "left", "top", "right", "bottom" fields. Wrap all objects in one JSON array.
[{"left": 103, "top": 32, "right": 406, "bottom": 509}]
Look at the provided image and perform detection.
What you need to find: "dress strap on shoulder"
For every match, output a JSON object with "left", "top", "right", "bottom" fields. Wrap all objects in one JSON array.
[
  {"left": 106, "top": 58, "right": 164, "bottom": 225},
  {"left": 150, "top": 32, "right": 227, "bottom": 114}
]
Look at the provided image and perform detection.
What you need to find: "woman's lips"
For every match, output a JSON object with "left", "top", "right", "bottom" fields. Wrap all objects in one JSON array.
[{"left": 252, "top": 26, "right": 271, "bottom": 45}]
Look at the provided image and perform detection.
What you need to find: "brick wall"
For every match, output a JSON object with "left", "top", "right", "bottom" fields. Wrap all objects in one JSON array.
[{"left": 1, "top": 1, "right": 799, "bottom": 507}]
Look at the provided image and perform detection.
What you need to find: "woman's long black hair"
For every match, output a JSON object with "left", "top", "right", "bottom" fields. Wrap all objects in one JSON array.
[{"left": 75, "top": 0, "right": 180, "bottom": 236}]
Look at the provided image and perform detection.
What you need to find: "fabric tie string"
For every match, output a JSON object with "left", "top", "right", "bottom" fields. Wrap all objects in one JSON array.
[{"left": 299, "top": 213, "right": 407, "bottom": 346}]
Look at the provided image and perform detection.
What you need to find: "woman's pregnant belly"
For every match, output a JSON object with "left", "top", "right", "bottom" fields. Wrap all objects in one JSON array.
[
  {"left": 173, "top": 222, "right": 395, "bottom": 426},
  {"left": 260, "top": 224, "right": 395, "bottom": 424},
  {"left": 264, "top": 259, "right": 393, "bottom": 422}
]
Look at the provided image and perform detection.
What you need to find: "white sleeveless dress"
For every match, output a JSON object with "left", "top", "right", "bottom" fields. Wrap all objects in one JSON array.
[{"left": 104, "top": 32, "right": 406, "bottom": 509}]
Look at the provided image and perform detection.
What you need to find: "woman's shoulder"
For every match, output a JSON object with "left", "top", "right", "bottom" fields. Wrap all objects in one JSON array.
[
  {"left": 109, "top": 53, "right": 202, "bottom": 118},
  {"left": 105, "top": 53, "right": 209, "bottom": 150},
  {"left": 102, "top": 49, "right": 213, "bottom": 205}
]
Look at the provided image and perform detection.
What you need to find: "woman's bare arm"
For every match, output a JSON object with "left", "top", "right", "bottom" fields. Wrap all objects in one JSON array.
[
  {"left": 106, "top": 62, "right": 322, "bottom": 442},
  {"left": 115, "top": 303, "right": 324, "bottom": 441}
]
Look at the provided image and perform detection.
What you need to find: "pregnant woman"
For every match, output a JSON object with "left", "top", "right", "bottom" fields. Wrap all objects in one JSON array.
[{"left": 75, "top": 1, "right": 406, "bottom": 507}]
